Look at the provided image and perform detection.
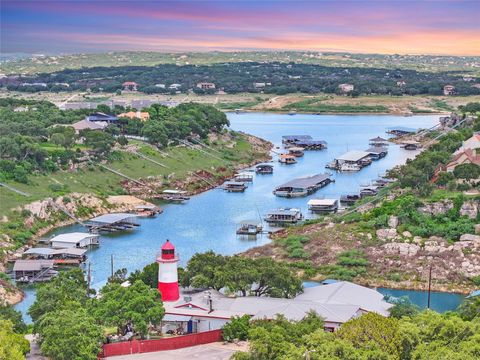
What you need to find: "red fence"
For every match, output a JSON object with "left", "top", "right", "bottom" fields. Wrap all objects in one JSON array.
[{"left": 100, "top": 330, "right": 223, "bottom": 358}]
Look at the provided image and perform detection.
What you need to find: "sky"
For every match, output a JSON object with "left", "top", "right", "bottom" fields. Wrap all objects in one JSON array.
[{"left": 1, "top": 0, "right": 479, "bottom": 56}]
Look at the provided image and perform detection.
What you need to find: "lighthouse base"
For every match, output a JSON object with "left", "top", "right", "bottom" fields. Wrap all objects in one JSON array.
[{"left": 158, "top": 282, "right": 180, "bottom": 302}]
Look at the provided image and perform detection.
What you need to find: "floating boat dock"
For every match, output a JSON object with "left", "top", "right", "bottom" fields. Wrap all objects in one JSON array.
[
  {"left": 369, "top": 136, "right": 389, "bottom": 147},
  {"left": 288, "top": 147, "right": 305, "bottom": 157},
  {"left": 273, "top": 173, "right": 333, "bottom": 198},
  {"left": 158, "top": 190, "right": 190, "bottom": 202},
  {"left": 282, "top": 135, "right": 312, "bottom": 144},
  {"left": 365, "top": 146, "right": 388, "bottom": 160},
  {"left": 255, "top": 164, "right": 273, "bottom": 174},
  {"left": 279, "top": 154, "right": 297, "bottom": 164},
  {"left": 223, "top": 181, "right": 247, "bottom": 192},
  {"left": 234, "top": 172, "right": 254, "bottom": 182},
  {"left": 401, "top": 140, "right": 421, "bottom": 150},
  {"left": 86, "top": 213, "right": 139, "bottom": 233},
  {"left": 264, "top": 208, "right": 303, "bottom": 224},
  {"left": 327, "top": 150, "right": 372, "bottom": 171},
  {"left": 12, "top": 260, "right": 58, "bottom": 283},
  {"left": 340, "top": 194, "right": 361, "bottom": 205},
  {"left": 307, "top": 199, "right": 339, "bottom": 213},
  {"left": 288, "top": 140, "right": 327, "bottom": 150},
  {"left": 23, "top": 247, "right": 87, "bottom": 264},
  {"left": 133, "top": 204, "right": 163, "bottom": 217},
  {"left": 386, "top": 127, "right": 417, "bottom": 136},
  {"left": 360, "top": 186, "right": 379, "bottom": 197},
  {"left": 236, "top": 220, "right": 263, "bottom": 235}
]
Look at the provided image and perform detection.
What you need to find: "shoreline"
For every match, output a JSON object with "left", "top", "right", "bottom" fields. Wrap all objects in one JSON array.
[{"left": 227, "top": 109, "right": 449, "bottom": 116}]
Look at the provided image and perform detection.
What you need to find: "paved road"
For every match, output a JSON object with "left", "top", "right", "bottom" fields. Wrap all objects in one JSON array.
[{"left": 105, "top": 343, "right": 240, "bottom": 360}]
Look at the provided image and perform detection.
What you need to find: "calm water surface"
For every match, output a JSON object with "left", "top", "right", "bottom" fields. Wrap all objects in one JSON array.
[{"left": 18, "top": 113, "right": 463, "bottom": 321}]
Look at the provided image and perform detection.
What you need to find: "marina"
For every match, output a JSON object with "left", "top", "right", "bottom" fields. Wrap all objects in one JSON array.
[
  {"left": 14, "top": 113, "right": 440, "bottom": 321},
  {"left": 273, "top": 173, "right": 333, "bottom": 197}
]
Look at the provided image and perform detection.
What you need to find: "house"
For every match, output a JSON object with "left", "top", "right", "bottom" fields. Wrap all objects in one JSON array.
[
  {"left": 155, "top": 84, "right": 166, "bottom": 89},
  {"left": 338, "top": 84, "right": 354, "bottom": 93},
  {"left": 71, "top": 119, "right": 108, "bottom": 133},
  {"left": 463, "top": 76, "right": 475, "bottom": 82},
  {"left": 162, "top": 281, "right": 391, "bottom": 334},
  {"left": 49, "top": 232, "right": 100, "bottom": 249},
  {"left": 454, "top": 133, "right": 480, "bottom": 155},
  {"left": 118, "top": 111, "right": 150, "bottom": 121},
  {"left": 169, "top": 83, "right": 182, "bottom": 90},
  {"left": 122, "top": 81, "right": 138, "bottom": 91},
  {"left": 443, "top": 85, "right": 456, "bottom": 96},
  {"left": 85, "top": 112, "right": 118, "bottom": 123},
  {"left": 396, "top": 81, "right": 406, "bottom": 87},
  {"left": 253, "top": 82, "right": 266, "bottom": 88},
  {"left": 196, "top": 82, "right": 216, "bottom": 90},
  {"left": 446, "top": 149, "right": 480, "bottom": 172}
]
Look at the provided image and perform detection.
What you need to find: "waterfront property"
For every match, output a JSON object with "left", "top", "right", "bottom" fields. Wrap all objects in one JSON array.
[
  {"left": 291, "top": 139, "right": 327, "bottom": 150},
  {"left": 282, "top": 135, "right": 312, "bottom": 144},
  {"left": 23, "top": 247, "right": 87, "bottom": 264},
  {"left": 327, "top": 150, "right": 372, "bottom": 171},
  {"left": 369, "top": 136, "right": 389, "bottom": 147},
  {"left": 307, "top": 199, "right": 338, "bottom": 213},
  {"left": 340, "top": 193, "right": 361, "bottom": 205},
  {"left": 86, "top": 213, "right": 139, "bottom": 233},
  {"left": 12, "top": 260, "right": 57, "bottom": 283},
  {"left": 133, "top": 204, "right": 163, "bottom": 217},
  {"left": 236, "top": 220, "right": 263, "bottom": 236},
  {"left": 223, "top": 181, "right": 247, "bottom": 192},
  {"left": 234, "top": 172, "right": 254, "bottom": 182},
  {"left": 365, "top": 146, "right": 388, "bottom": 160},
  {"left": 161, "top": 281, "right": 391, "bottom": 334},
  {"left": 273, "top": 173, "right": 332, "bottom": 198},
  {"left": 255, "top": 164, "right": 273, "bottom": 174},
  {"left": 401, "top": 140, "right": 421, "bottom": 150},
  {"left": 264, "top": 208, "right": 303, "bottom": 224},
  {"left": 49, "top": 232, "right": 100, "bottom": 248},
  {"left": 360, "top": 185, "right": 379, "bottom": 197},
  {"left": 279, "top": 153, "right": 297, "bottom": 164}
]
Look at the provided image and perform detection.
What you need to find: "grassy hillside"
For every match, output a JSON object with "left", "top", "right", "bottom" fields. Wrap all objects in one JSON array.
[{"left": 2, "top": 51, "right": 479, "bottom": 75}]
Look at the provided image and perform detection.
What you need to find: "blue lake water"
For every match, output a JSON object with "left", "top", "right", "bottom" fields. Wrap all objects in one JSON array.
[{"left": 16, "top": 113, "right": 465, "bottom": 321}]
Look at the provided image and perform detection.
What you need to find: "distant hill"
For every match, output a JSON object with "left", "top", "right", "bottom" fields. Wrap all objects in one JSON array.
[{"left": 1, "top": 51, "right": 479, "bottom": 75}]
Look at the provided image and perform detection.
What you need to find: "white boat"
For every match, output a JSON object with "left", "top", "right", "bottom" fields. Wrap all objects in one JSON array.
[{"left": 339, "top": 163, "right": 361, "bottom": 172}]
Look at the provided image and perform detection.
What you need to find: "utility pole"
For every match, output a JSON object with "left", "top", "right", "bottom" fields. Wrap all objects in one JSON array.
[
  {"left": 427, "top": 264, "right": 433, "bottom": 309},
  {"left": 111, "top": 254, "right": 114, "bottom": 279}
]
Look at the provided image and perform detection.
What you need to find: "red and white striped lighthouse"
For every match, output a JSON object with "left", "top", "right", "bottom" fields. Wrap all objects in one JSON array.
[{"left": 157, "top": 239, "right": 180, "bottom": 302}]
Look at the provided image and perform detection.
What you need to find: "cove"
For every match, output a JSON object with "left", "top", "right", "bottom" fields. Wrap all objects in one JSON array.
[{"left": 16, "top": 113, "right": 446, "bottom": 321}]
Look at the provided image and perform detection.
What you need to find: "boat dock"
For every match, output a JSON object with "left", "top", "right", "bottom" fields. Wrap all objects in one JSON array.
[
  {"left": 223, "top": 181, "right": 247, "bottom": 192},
  {"left": 264, "top": 208, "right": 303, "bottom": 224},
  {"left": 86, "top": 213, "right": 139, "bottom": 233},
  {"left": 369, "top": 136, "right": 389, "bottom": 147},
  {"left": 12, "top": 260, "right": 58, "bottom": 283},
  {"left": 386, "top": 126, "right": 417, "bottom": 137},
  {"left": 282, "top": 135, "right": 312, "bottom": 144},
  {"left": 133, "top": 204, "right": 163, "bottom": 217},
  {"left": 288, "top": 140, "right": 327, "bottom": 150},
  {"left": 327, "top": 150, "right": 372, "bottom": 171},
  {"left": 158, "top": 190, "right": 190, "bottom": 202},
  {"left": 234, "top": 172, "right": 254, "bottom": 182},
  {"left": 49, "top": 232, "right": 100, "bottom": 248},
  {"left": 401, "top": 140, "right": 421, "bottom": 150},
  {"left": 279, "top": 154, "right": 297, "bottom": 164},
  {"left": 365, "top": 146, "right": 388, "bottom": 160},
  {"left": 236, "top": 220, "right": 263, "bottom": 235},
  {"left": 307, "top": 199, "right": 339, "bottom": 213},
  {"left": 255, "top": 164, "right": 274, "bottom": 174},
  {"left": 273, "top": 173, "right": 333, "bottom": 197}
]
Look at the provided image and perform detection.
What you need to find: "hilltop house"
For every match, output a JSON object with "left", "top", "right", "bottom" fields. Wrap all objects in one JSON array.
[
  {"left": 338, "top": 83, "right": 354, "bottom": 93},
  {"left": 196, "top": 82, "right": 216, "bottom": 90},
  {"left": 71, "top": 119, "right": 108, "bottom": 133},
  {"left": 445, "top": 133, "right": 480, "bottom": 172},
  {"left": 443, "top": 85, "right": 456, "bottom": 96},
  {"left": 85, "top": 112, "right": 118, "bottom": 123}
]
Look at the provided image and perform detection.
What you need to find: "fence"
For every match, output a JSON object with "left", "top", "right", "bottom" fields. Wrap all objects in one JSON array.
[{"left": 100, "top": 329, "right": 223, "bottom": 358}]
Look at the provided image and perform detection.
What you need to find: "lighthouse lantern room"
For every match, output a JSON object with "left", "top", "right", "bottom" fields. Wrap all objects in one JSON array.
[{"left": 157, "top": 239, "right": 180, "bottom": 302}]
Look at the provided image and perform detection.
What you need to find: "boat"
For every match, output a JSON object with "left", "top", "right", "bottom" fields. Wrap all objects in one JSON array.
[
  {"left": 307, "top": 199, "right": 339, "bottom": 213},
  {"left": 133, "top": 204, "right": 163, "bottom": 217},
  {"left": 234, "top": 172, "right": 254, "bottom": 182},
  {"left": 223, "top": 181, "right": 247, "bottom": 193},
  {"left": 255, "top": 164, "right": 274, "bottom": 174},
  {"left": 340, "top": 194, "right": 361, "bottom": 205},
  {"left": 279, "top": 154, "right": 297, "bottom": 164},
  {"left": 160, "top": 190, "right": 190, "bottom": 202},
  {"left": 264, "top": 208, "right": 303, "bottom": 224},
  {"left": 288, "top": 147, "right": 305, "bottom": 157},
  {"left": 339, "top": 163, "right": 361, "bottom": 172},
  {"left": 236, "top": 221, "right": 263, "bottom": 235}
]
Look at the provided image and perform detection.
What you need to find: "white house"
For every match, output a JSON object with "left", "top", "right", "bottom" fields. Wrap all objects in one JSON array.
[
  {"left": 338, "top": 84, "right": 354, "bottom": 93},
  {"left": 161, "top": 281, "right": 392, "bottom": 334}
]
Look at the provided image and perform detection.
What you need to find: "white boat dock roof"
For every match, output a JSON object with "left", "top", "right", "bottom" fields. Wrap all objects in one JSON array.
[
  {"left": 307, "top": 199, "right": 337, "bottom": 206},
  {"left": 89, "top": 213, "right": 136, "bottom": 224},
  {"left": 336, "top": 150, "right": 371, "bottom": 162},
  {"left": 268, "top": 208, "right": 301, "bottom": 216},
  {"left": 162, "top": 189, "right": 187, "bottom": 194},
  {"left": 52, "top": 248, "right": 87, "bottom": 256},
  {"left": 24, "top": 248, "right": 54, "bottom": 256},
  {"left": 276, "top": 174, "right": 331, "bottom": 189},
  {"left": 49, "top": 232, "right": 99, "bottom": 244}
]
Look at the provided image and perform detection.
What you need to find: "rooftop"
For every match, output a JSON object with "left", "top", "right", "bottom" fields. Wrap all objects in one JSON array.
[
  {"left": 89, "top": 213, "right": 137, "bottom": 224},
  {"left": 276, "top": 173, "right": 331, "bottom": 190},
  {"left": 282, "top": 135, "right": 313, "bottom": 141},
  {"left": 50, "top": 232, "right": 99, "bottom": 244},
  {"left": 365, "top": 146, "right": 388, "bottom": 154},
  {"left": 307, "top": 199, "right": 337, "bottom": 206},
  {"left": 13, "top": 260, "right": 54, "bottom": 272},
  {"left": 336, "top": 150, "right": 371, "bottom": 162},
  {"left": 267, "top": 208, "right": 301, "bottom": 216}
]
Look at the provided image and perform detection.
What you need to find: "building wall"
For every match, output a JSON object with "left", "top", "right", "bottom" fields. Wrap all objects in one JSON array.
[{"left": 194, "top": 317, "right": 229, "bottom": 332}]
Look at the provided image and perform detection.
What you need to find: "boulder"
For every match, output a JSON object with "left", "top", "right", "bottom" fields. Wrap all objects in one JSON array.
[
  {"left": 376, "top": 228, "right": 397, "bottom": 241},
  {"left": 459, "top": 201, "right": 479, "bottom": 219},
  {"left": 388, "top": 215, "right": 399, "bottom": 229},
  {"left": 459, "top": 234, "right": 480, "bottom": 243},
  {"left": 475, "top": 224, "right": 480, "bottom": 235},
  {"left": 418, "top": 200, "right": 454, "bottom": 216},
  {"left": 383, "top": 242, "right": 420, "bottom": 256},
  {"left": 402, "top": 231, "right": 412, "bottom": 238}
]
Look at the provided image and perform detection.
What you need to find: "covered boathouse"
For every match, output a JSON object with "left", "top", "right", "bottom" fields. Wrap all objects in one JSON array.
[
  {"left": 49, "top": 232, "right": 100, "bottom": 248},
  {"left": 274, "top": 173, "right": 332, "bottom": 197},
  {"left": 86, "top": 213, "right": 139, "bottom": 233},
  {"left": 365, "top": 146, "right": 388, "bottom": 160},
  {"left": 282, "top": 135, "right": 313, "bottom": 144},
  {"left": 13, "top": 260, "right": 57, "bottom": 283}
]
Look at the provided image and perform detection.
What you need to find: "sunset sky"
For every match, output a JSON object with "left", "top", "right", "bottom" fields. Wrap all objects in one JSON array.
[{"left": 2, "top": 0, "right": 479, "bottom": 55}]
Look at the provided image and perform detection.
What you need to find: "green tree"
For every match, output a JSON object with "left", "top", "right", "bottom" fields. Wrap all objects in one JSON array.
[
  {"left": 222, "top": 315, "right": 251, "bottom": 342},
  {"left": 0, "top": 320, "right": 30, "bottom": 360},
  {"left": 93, "top": 280, "right": 165, "bottom": 336},
  {"left": 252, "top": 258, "right": 303, "bottom": 298},
  {"left": 389, "top": 296, "right": 420, "bottom": 319},
  {"left": 457, "top": 296, "right": 480, "bottom": 321},
  {"left": 36, "top": 309, "right": 103, "bottom": 360},
  {"left": 453, "top": 163, "right": 480, "bottom": 180},
  {"left": 337, "top": 312, "right": 401, "bottom": 357},
  {"left": 0, "top": 304, "right": 27, "bottom": 333},
  {"left": 128, "top": 262, "right": 158, "bottom": 288}
]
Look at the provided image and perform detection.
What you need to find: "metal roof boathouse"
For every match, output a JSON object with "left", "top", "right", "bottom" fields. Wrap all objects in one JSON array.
[
  {"left": 86, "top": 213, "right": 139, "bottom": 233},
  {"left": 274, "top": 173, "right": 333, "bottom": 198},
  {"left": 49, "top": 232, "right": 100, "bottom": 248}
]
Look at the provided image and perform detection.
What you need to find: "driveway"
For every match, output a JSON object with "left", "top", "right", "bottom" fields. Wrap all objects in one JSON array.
[{"left": 105, "top": 342, "right": 246, "bottom": 360}]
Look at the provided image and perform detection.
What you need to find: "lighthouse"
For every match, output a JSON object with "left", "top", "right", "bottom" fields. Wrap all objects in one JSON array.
[{"left": 157, "top": 240, "right": 180, "bottom": 302}]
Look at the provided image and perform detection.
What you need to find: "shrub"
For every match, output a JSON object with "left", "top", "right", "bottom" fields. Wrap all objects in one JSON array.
[{"left": 222, "top": 315, "right": 250, "bottom": 342}]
